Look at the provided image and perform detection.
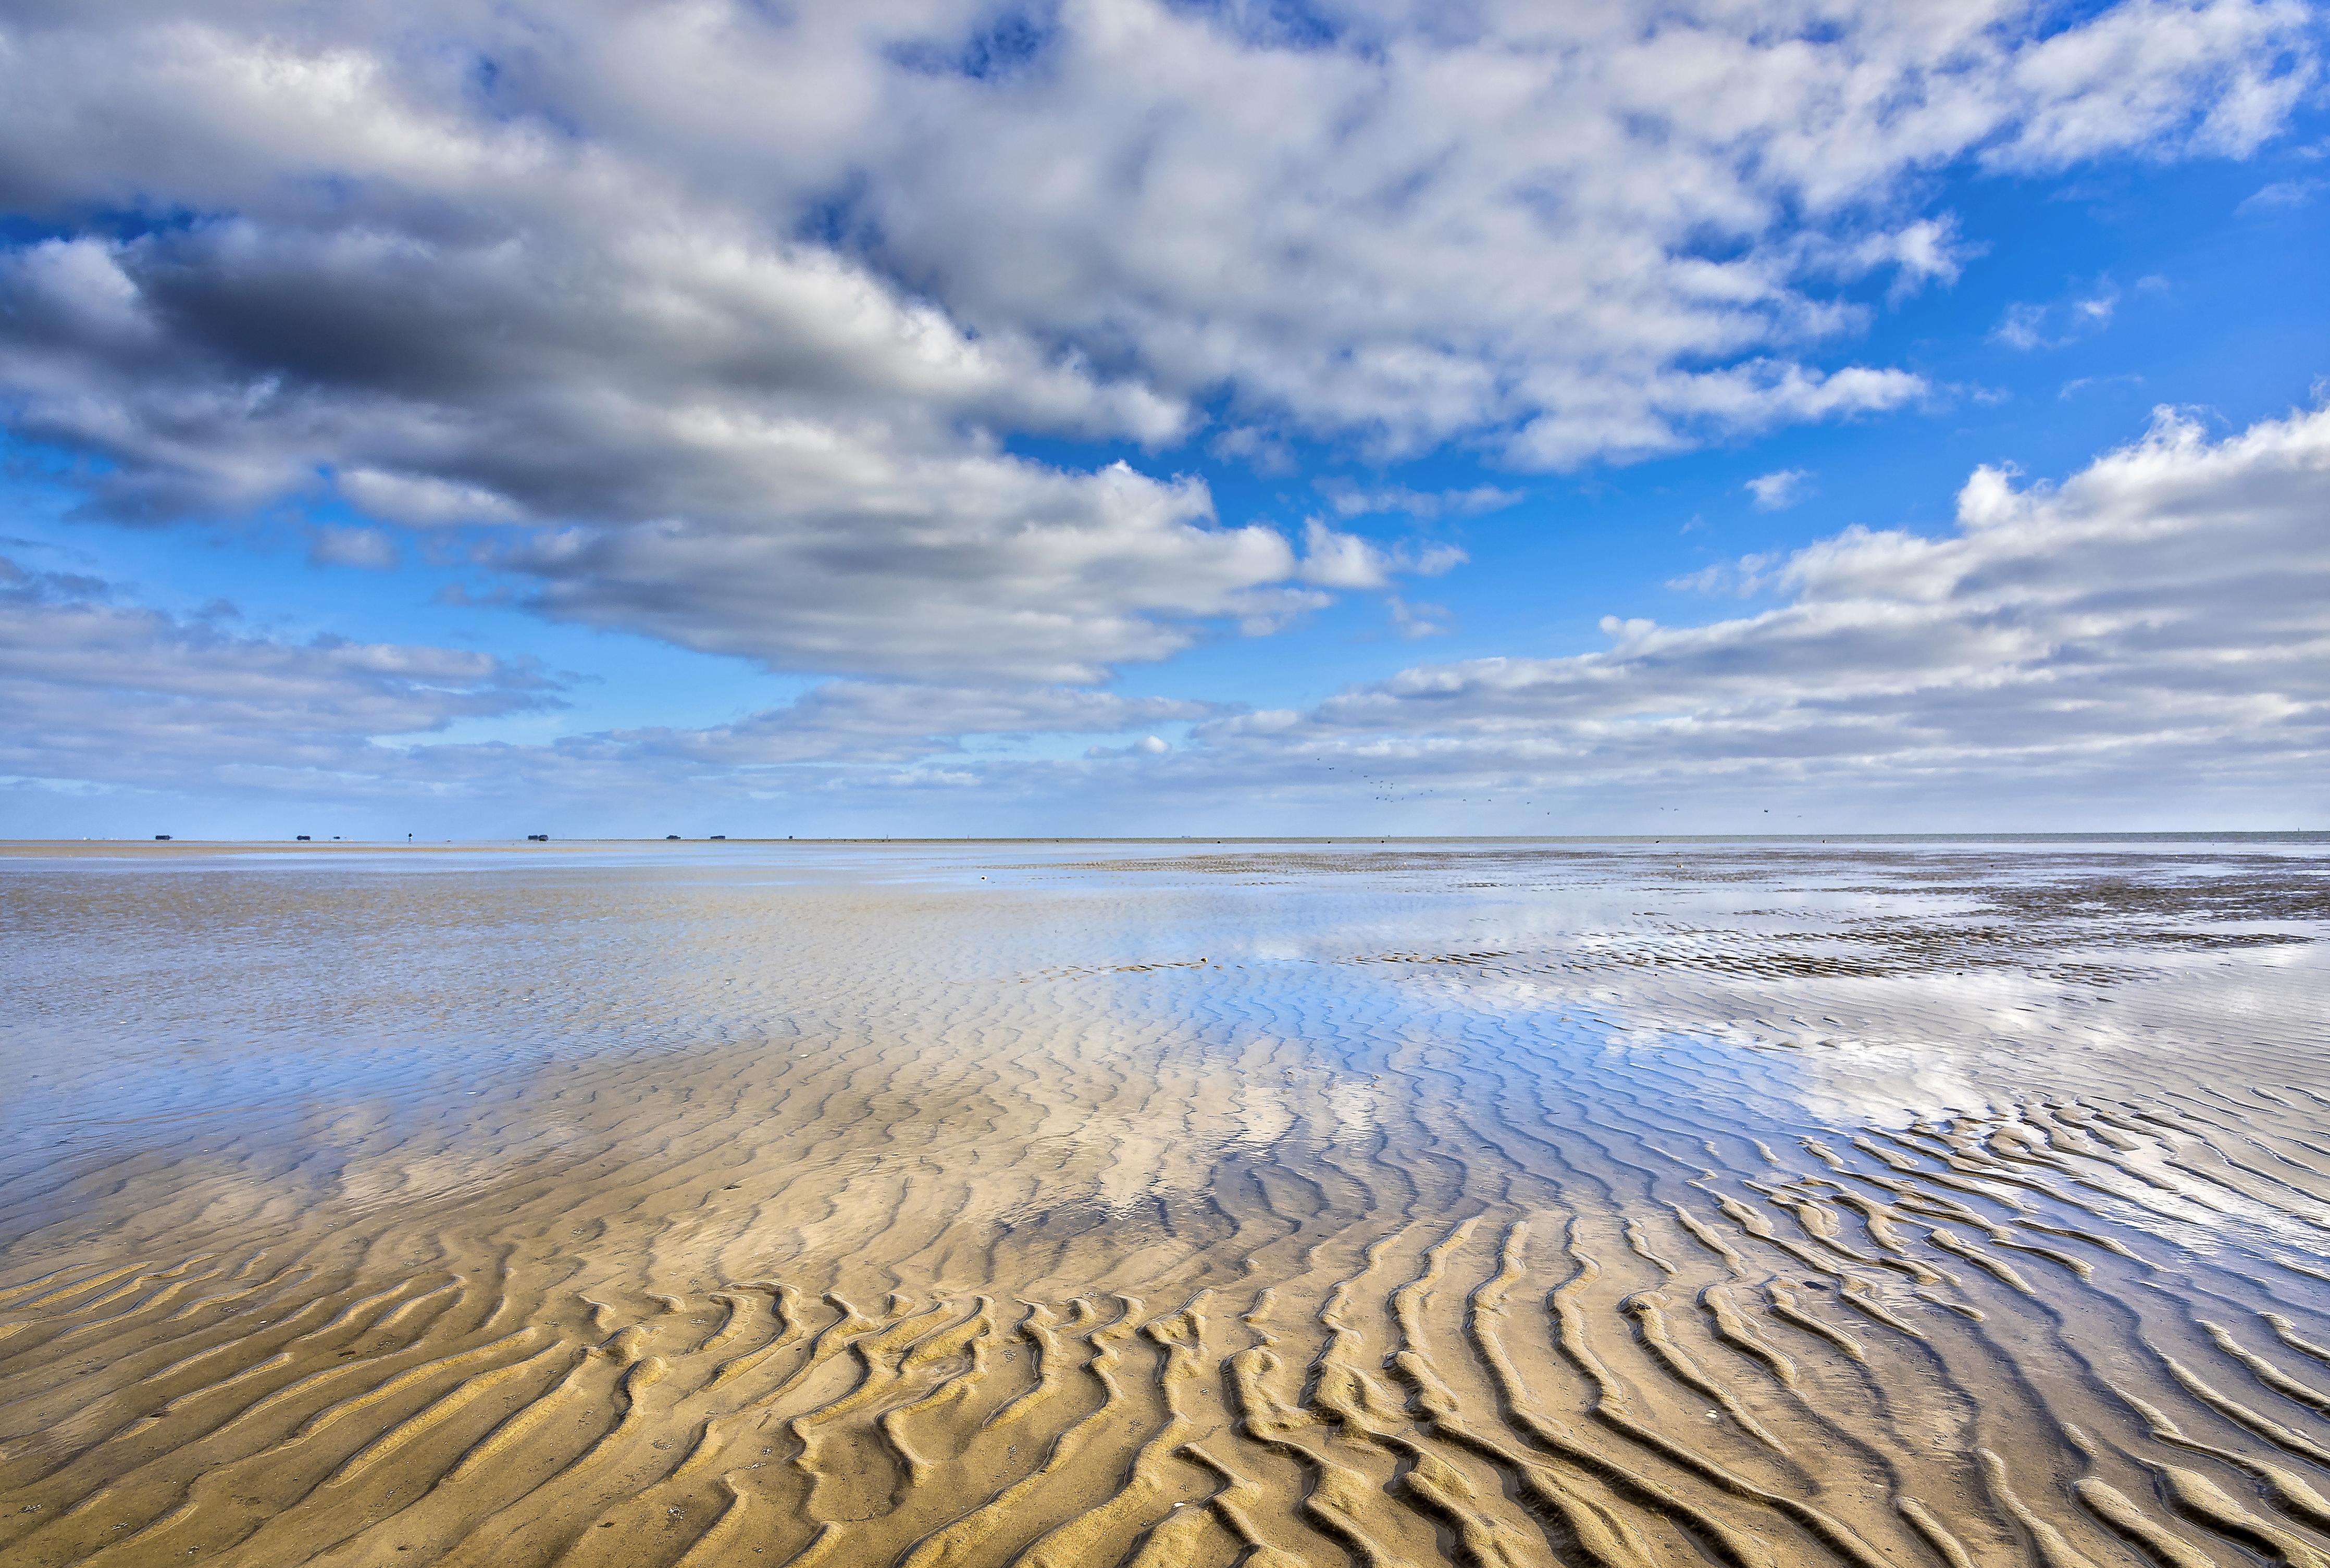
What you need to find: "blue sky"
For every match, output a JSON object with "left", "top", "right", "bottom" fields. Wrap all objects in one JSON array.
[{"left": 2, "top": 0, "right": 2326, "bottom": 838}]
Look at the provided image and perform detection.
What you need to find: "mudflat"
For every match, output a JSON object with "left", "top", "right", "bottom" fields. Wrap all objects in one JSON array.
[{"left": 3, "top": 837, "right": 2328, "bottom": 1568}]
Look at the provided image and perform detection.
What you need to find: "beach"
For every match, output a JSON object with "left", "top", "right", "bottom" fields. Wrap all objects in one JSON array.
[{"left": 4, "top": 836, "right": 2329, "bottom": 1567}]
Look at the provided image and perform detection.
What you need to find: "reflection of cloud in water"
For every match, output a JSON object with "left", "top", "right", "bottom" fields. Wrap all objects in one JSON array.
[
  {"left": 1233, "top": 1076, "right": 1294, "bottom": 1151},
  {"left": 1322, "top": 1074, "right": 1384, "bottom": 1148},
  {"left": 8, "top": 838, "right": 2330, "bottom": 1568}
]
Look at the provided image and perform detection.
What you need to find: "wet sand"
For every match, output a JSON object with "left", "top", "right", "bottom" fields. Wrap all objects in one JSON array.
[{"left": 4, "top": 837, "right": 2330, "bottom": 1567}]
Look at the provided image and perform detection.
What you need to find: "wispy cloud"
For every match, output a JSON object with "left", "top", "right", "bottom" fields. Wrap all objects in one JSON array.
[
  {"left": 1293, "top": 520, "right": 1467, "bottom": 591},
  {"left": 1318, "top": 482, "right": 1521, "bottom": 520},
  {"left": 1387, "top": 597, "right": 1455, "bottom": 639},
  {"left": 1993, "top": 279, "right": 2125, "bottom": 351},
  {"left": 2240, "top": 177, "right": 2326, "bottom": 212},
  {"left": 0, "top": 553, "right": 563, "bottom": 794},
  {"left": 1745, "top": 469, "right": 1813, "bottom": 511},
  {"left": 1994, "top": 302, "right": 2053, "bottom": 351},
  {"left": 308, "top": 526, "right": 399, "bottom": 571},
  {"left": 2060, "top": 374, "right": 2147, "bottom": 400}
]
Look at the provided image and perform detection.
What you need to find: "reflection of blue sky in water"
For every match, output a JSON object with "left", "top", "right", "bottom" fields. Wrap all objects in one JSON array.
[
  {"left": 12, "top": 838, "right": 2330, "bottom": 1568},
  {"left": 5, "top": 837, "right": 2326, "bottom": 1256}
]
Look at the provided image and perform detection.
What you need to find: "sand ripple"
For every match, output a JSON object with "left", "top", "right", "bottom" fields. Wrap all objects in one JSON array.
[{"left": 3, "top": 839, "right": 2329, "bottom": 1566}]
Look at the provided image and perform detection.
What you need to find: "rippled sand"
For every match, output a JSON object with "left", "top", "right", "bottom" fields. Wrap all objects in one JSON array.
[{"left": 4, "top": 837, "right": 2330, "bottom": 1568}]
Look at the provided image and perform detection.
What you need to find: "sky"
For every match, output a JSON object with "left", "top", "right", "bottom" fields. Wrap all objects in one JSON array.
[{"left": 2, "top": 0, "right": 2327, "bottom": 840}]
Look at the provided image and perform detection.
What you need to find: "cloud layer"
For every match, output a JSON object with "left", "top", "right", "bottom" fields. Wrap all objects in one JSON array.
[
  {"left": 0, "top": 555, "right": 1213, "bottom": 808},
  {"left": 1193, "top": 402, "right": 2330, "bottom": 815},
  {"left": 0, "top": 0, "right": 2315, "bottom": 687},
  {"left": 7, "top": 404, "right": 2324, "bottom": 827},
  {"left": 0, "top": 558, "right": 561, "bottom": 794}
]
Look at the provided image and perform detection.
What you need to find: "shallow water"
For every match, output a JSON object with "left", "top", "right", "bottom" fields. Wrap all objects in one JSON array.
[{"left": 4, "top": 837, "right": 2330, "bottom": 1567}]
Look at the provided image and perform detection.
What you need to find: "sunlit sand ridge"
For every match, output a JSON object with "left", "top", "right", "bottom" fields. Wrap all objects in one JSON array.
[{"left": 3, "top": 839, "right": 2329, "bottom": 1568}]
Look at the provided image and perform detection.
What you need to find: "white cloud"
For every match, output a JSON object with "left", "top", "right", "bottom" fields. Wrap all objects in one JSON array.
[
  {"left": 1182, "top": 402, "right": 2330, "bottom": 811},
  {"left": 1745, "top": 468, "right": 1813, "bottom": 511},
  {"left": 1984, "top": 0, "right": 2315, "bottom": 168},
  {"left": 1292, "top": 519, "right": 1467, "bottom": 591},
  {"left": 336, "top": 470, "right": 524, "bottom": 528},
  {"left": 2073, "top": 285, "right": 2120, "bottom": 325},
  {"left": 1821, "top": 217, "right": 1977, "bottom": 300},
  {"left": 860, "top": 0, "right": 2306, "bottom": 458},
  {"left": 0, "top": 554, "right": 1216, "bottom": 805},
  {"left": 1992, "top": 277, "right": 2126, "bottom": 351},
  {"left": 1994, "top": 301, "right": 2053, "bottom": 350},
  {"left": 2060, "top": 372, "right": 2147, "bottom": 399},
  {"left": 0, "top": 219, "right": 1346, "bottom": 680},
  {"left": 5, "top": 368, "right": 2319, "bottom": 856},
  {"left": 0, "top": 0, "right": 2311, "bottom": 690},
  {"left": 2240, "top": 176, "right": 2326, "bottom": 210},
  {"left": 1319, "top": 482, "right": 1523, "bottom": 520},
  {"left": 1388, "top": 597, "right": 1455, "bottom": 640},
  {"left": 18, "top": 403, "right": 2321, "bottom": 830},
  {"left": 505, "top": 461, "right": 1329, "bottom": 683},
  {"left": 578, "top": 683, "right": 1211, "bottom": 768},
  {"left": 0, "top": 555, "right": 562, "bottom": 792},
  {"left": 1507, "top": 363, "right": 1929, "bottom": 468},
  {"left": 308, "top": 526, "right": 399, "bottom": 570}
]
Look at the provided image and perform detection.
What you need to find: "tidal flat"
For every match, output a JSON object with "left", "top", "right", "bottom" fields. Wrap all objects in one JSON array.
[{"left": 3, "top": 836, "right": 2329, "bottom": 1568}]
